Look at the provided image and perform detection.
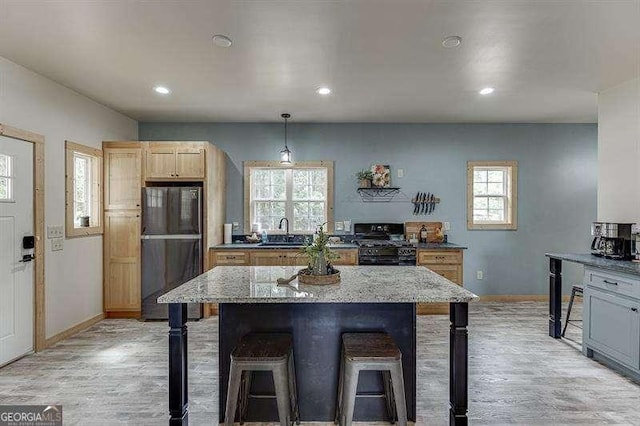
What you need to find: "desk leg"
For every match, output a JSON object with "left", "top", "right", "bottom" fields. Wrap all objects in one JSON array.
[
  {"left": 549, "top": 258, "right": 562, "bottom": 338},
  {"left": 449, "top": 302, "right": 468, "bottom": 426},
  {"left": 169, "top": 303, "right": 189, "bottom": 425}
]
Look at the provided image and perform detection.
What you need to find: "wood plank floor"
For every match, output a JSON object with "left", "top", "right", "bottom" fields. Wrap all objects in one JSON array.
[{"left": 1, "top": 302, "right": 639, "bottom": 425}]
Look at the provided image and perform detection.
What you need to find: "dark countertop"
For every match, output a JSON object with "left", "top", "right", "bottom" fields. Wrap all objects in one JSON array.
[
  {"left": 415, "top": 242, "right": 467, "bottom": 250},
  {"left": 546, "top": 253, "right": 640, "bottom": 277},
  {"left": 211, "top": 243, "right": 360, "bottom": 250}
]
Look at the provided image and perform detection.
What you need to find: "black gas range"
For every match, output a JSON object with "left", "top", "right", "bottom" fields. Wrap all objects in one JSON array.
[{"left": 354, "top": 223, "right": 416, "bottom": 266}]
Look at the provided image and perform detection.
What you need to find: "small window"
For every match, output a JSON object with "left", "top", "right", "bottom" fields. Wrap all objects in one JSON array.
[
  {"left": 0, "top": 153, "right": 14, "bottom": 202},
  {"left": 244, "top": 161, "right": 334, "bottom": 233},
  {"left": 467, "top": 161, "right": 517, "bottom": 230},
  {"left": 65, "top": 141, "right": 103, "bottom": 237}
]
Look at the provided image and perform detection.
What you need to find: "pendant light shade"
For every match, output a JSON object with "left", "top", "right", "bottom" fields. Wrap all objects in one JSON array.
[{"left": 280, "top": 113, "right": 292, "bottom": 164}]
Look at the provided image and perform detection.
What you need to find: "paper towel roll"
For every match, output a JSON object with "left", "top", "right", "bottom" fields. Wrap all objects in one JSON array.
[{"left": 224, "top": 223, "right": 232, "bottom": 244}]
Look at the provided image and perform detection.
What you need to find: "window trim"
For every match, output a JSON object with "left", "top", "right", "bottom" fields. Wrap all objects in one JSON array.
[
  {"left": 467, "top": 160, "right": 518, "bottom": 230},
  {"left": 65, "top": 141, "right": 103, "bottom": 238},
  {"left": 244, "top": 160, "right": 334, "bottom": 234}
]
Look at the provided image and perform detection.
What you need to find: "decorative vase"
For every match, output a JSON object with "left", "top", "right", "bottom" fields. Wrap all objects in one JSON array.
[{"left": 359, "top": 179, "right": 371, "bottom": 189}]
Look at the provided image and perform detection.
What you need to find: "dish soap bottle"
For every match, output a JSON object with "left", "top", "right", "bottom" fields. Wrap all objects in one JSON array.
[
  {"left": 420, "top": 225, "right": 428, "bottom": 244},
  {"left": 261, "top": 230, "right": 268, "bottom": 244}
]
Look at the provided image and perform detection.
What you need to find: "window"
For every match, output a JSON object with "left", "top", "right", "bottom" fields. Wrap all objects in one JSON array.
[
  {"left": 65, "top": 141, "right": 103, "bottom": 237},
  {"left": 467, "top": 161, "right": 517, "bottom": 230},
  {"left": 0, "top": 153, "right": 13, "bottom": 202},
  {"left": 244, "top": 161, "right": 334, "bottom": 233}
]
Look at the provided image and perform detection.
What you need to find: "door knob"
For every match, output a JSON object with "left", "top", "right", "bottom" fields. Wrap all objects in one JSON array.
[{"left": 19, "top": 254, "right": 35, "bottom": 263}]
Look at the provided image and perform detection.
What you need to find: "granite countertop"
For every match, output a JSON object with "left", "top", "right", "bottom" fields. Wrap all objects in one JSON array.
[
  {"left": 546, "top": 253, "right": 640, "bottom": 277},
  {"left": 157, "top": 265, "right": 478, "bottom": 304},
  {"left": 211, "top": 243, "right": 360, "bottom": 250}
]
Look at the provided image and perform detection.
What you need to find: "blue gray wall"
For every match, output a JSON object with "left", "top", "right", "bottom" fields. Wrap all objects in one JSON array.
[{"left": 139, "top": 123, "right": 597, "bottom": 296}]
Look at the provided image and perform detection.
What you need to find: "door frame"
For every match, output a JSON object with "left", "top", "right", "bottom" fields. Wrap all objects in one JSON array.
[{"left": 0, "top": 123, "right": 46, "bottom": 352}]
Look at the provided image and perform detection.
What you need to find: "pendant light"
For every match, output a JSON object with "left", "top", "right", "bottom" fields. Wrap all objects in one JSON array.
[{"left": 280, "top": 113, "right": 292, "bottom": 164}]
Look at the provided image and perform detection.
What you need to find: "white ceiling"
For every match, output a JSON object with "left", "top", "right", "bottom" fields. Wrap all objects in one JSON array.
[{"left": 1, "top": 0, "right": 639, "bottom": 123}]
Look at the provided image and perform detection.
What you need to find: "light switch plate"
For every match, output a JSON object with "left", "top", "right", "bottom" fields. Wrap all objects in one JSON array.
[
  {"left": 51, "top": 238, "right": 64, "bottom": 251},
  {"left": 476, "top": 270, "right": 483, "bottom": 280},
  {"left": 443, "top": 222, "right": 450, "bottom": 231},
  {"left": 397, "top": 168, "right": 404, "bottom": 178},
  {"left": 335, "top": 221, "right": 344, "bottom": 231},
  {"left": 47, "top": 225, "right": 63, "bottom": 239}
]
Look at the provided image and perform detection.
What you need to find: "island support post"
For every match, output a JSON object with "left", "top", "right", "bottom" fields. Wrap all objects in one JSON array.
[
  {"left": 450, "top": 302, "right": 469, "bottom": 425},
  {"left": 549, "top": 258, "right": 562, "bottom": 338},
  {"left": 169, "top": 303, "right": 188, "bottom": 425}
]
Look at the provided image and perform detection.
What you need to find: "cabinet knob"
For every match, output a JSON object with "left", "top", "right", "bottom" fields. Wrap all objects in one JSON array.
[
  {"left": 176, "top": 174, "right": 180, "bottom": 177},
  {"left": 632, "top": 308, "right": 638, "bottom": 313}
]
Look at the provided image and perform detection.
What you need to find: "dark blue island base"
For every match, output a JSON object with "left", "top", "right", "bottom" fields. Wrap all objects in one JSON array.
[{"left": 167, "top": 302, "right": 469, "bottom": 425}]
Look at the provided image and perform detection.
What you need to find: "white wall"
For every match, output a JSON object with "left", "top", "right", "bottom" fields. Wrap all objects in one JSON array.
[
  {"left": 0, "top": 56, "right": 137, "bottom": 338},
  {"left": 597, "top": 77, "right": 640, "bottom": 223}
]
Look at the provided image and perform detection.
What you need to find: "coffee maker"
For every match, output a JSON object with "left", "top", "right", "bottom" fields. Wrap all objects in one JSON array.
[{"left": 591, "top": 222, "right": 634, "bottom": 260}]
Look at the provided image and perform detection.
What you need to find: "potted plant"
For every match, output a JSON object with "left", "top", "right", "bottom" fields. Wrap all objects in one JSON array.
[
  {"left": 298, "top": 224, "right": 341, "bottom": 284},
  {"left": 356, "top": 169, "right": 373, "bottom": 188}
]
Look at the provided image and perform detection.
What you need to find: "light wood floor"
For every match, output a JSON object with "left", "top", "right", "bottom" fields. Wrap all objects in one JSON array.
[{"left": 1, "top": 302, "right": 639, "bottom": 425}]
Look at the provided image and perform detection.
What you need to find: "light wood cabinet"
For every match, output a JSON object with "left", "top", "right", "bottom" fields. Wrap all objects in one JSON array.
[
  {"left": 251, "top": 251, "right": 286, "bottom": 266},
  {"left": 104, "top": 211, "right": 141, "bottom": 315},
  {"left": 333, "top": 249, "right": 358, "bottom": 266},
  {"left": 210, "top": 248, "right": 358, "bottom": 268},
  {"left": 212, "top": 250, "right": 250, "bottom": 266},
  {"left": 145, "top": 143, "right": 206, "bottom": 180},
  {"left": 417, "top": 249, "right": 464, "bottom": 315},
  {"left": 104, "top": 148, "right": 142, "bottom": 210}
]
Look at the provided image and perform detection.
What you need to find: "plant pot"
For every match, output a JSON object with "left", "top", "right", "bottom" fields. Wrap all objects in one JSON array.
[
  {"left": 298, "top": 269, "right": 341, "bottom": 285},
  {"left": 358, "top": 179, "right": 371, "bottom": 188}
]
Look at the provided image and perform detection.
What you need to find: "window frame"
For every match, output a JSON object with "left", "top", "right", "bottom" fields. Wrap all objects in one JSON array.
[
  {"left": 244, "top": 160, "right": 334, "bottom": 234},
  {"left": 0, "top": 153, "right": 14, "bottom": 202},
  {"left": 467, "top": 160, "right": 518, "bottom": 230},
  {"left": 65, "top": 141, "right": 103, "bottom": 237}
]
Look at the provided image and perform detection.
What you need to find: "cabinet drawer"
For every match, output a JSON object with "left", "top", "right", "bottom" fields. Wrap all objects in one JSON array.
[
  {"left": 417, "top": 250, "right": 462, "bottom": 265},
  {"left": 333, "top": 249, "right": 358, "bottom": 266},
  {"left": 425, "top": 264, "right": 462, "bottom": 285},
  {"left": 585, "top": 287, "right": 640, "bottom": 369},
  {"left": 213, "top": 251, "right": 249, "bottom": 265},
  {"left": 585, "top": 268, "right": 640, "bottom": 299}
]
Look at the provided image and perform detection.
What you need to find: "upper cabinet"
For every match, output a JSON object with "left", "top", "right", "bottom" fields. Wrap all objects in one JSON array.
[
  {"left": 104, "top": 146, "right": 142, "bottom": 210},
  {"left": 144, "top": 142, "right": 206, "bottom": 180}
]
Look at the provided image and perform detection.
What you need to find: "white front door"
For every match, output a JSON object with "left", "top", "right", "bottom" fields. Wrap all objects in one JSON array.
[{"left": 0, "top": 135, "right": 34, "bottom": 366}]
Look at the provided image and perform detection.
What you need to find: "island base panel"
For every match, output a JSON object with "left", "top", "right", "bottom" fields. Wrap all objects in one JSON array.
[
  {"left": 549, "top": 258, "right": 563, "bottom": 338},
  {"left": 450, "top": 302, "right": 469, "bottom": 425},
  {"left": 218, "top": 303, "right": 417, "bottom": 423},
  {"left": 169, "top": 303, "right": 189, "bottom": 425}
]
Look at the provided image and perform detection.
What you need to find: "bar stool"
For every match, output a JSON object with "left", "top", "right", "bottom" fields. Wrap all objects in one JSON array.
[
  {"left": 224, "top": 333, "right": 300, "bottom": 426},
  {"left": 334, "top": 333, "right": 407, "bottom": 426},
  {"left": 562, "top": 284, "right": 584, "bottom": 337}
]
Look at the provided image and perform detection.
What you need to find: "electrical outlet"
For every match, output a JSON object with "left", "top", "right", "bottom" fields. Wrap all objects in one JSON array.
[
  {"left": 232, "top": 222, "right": 239, "bottom": 231},
  {"left": 397, "top": 168, "right": 404, "bottom": 178},
  {"left": 51, "top": 238, "right": 64, "bottom": 251},
  {"left": 476, "top": 270, "right": 483, "bottom": 280},
  {"left": 443, "top": 222, "right": 451, "bottom": 231},
  {"left": 47, "top": 225, "right": 63, "bottom": 239}
]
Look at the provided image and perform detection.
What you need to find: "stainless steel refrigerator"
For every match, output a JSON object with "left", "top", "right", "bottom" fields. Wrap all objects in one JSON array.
[{"left": 141, "top": 187, "right": 203, "bottom": 320}]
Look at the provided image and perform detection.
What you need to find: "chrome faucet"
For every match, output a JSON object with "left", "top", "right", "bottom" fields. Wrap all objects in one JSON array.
[{"left": 278, "top": 217, "right": 290, "bottom": 240}]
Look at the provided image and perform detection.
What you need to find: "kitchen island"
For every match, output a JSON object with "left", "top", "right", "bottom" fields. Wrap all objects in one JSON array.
[{"left": 158, "top": 265, "right": 478, "bottom": 425}]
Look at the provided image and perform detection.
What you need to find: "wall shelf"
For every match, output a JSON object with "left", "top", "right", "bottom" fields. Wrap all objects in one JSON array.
[{"left": 357, "top": 187, "right": 401, "bottom": 202}]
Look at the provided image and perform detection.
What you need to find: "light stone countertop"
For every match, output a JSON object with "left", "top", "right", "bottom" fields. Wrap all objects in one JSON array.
[
  {"left": 157, "top": 265, "right": 478, "bottom": 304},
  {"left": 546, "top": 253, "right": 640, "bottom": 277}
]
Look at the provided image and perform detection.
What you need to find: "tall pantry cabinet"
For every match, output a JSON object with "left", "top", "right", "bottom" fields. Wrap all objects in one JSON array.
[{"left": 102, "top": 141, "right": 226, "bottom": 318}]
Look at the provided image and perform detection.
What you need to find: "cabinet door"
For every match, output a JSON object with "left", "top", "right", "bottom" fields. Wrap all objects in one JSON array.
[
  {"left": 333, "top": 249, "right": 358, "bottom": 265},
  {"left": 283, "top": 251, "right": 309, "bottom": 266},
  {"left": 104, "top": 148, "right": 142, "bottom": 210},
  {"left": 585, "top": 288, "right": 640, "bottom": 369},
  {"left": 417, "top": 250, "right": 462, "bottom": 265},
  {"left": 212, "top": 250, "right": 249, "bottom": 266},
  {"left": 146, "top": 147, "right": 176, "bottom": 179},
  {"left": 104, "top": 211, "right": 141, "bottom": 312},
  {"left": 250, "top": 251, "right": 284, "bottom": 266},
  {"left": 176, "top": 149, "right": 206, "bottom": 179}
]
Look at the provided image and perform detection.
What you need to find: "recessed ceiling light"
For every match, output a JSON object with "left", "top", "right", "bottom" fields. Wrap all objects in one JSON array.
[
  {"left": 212, "top": 34, "right": 233, "bottom": 48},
  {"left": 154, "top": 86, "right": 170, "bottom": 95},
  {"left": 316, "top": 87, "right": 331, "bottom": 95},
  {"left": 442, "top": 36, "right": 462, "bottom": 48},
  {"left": 479, "top": 87, "right": 495, "bottom": 95}
]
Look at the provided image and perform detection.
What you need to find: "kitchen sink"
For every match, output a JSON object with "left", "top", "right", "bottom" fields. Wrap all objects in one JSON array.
[{"left": 259, "top": 241, "right": 303, "bottom": 246}]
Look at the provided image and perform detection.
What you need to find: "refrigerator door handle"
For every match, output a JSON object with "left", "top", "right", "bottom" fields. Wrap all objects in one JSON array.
[{"left": 141, "top": 235, "right": 202, "bottom": 240}]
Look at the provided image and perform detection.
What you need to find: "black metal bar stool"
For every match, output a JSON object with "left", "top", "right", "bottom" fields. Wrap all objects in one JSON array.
[
  {"left": 334, "top": 333, "right": 407, "bottom": 426},
  {"left": 562, "top": 284, "right": 584, "bottom": 337},
  {"left": 224, "top": 333, "right": 300, "bottom": 426}
]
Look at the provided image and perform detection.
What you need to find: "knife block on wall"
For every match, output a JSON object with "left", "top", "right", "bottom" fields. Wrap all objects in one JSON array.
[{"left": 405, "top": 221, "right": 443, "bottom": 243}]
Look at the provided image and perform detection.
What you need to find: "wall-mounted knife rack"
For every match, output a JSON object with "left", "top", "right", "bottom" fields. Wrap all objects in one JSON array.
[{"left": 411, "top": 192, "right": 440, "bottom": 215}]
